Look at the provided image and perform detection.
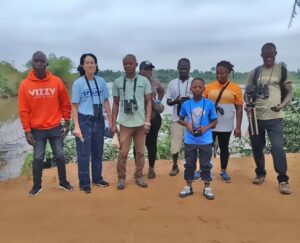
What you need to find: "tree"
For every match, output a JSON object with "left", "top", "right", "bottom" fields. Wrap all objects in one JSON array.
[{"left": 289, "top": 0, "right": 300, "bottom": 27}]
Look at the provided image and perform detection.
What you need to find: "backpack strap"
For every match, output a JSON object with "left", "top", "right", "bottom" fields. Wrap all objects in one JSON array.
[
  {"left": 253, "top": 65, "right": 262, "bottom": 86},
  {"left": 280, "top": 65, "right": 287, "bottom": 102}
]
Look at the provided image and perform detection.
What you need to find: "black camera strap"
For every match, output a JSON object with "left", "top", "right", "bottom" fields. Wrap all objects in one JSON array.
[
  {"left": 84, "top": 75, "right": 102, "bottom": 104},
  {"left": 215, "top": 81, "right": 230, "bottom": 110},
  {"left": 178, "top": 78, "right": 189, "bottom": 97},
  {"left": 189, "top": 98, "right": 206, "bottom": 129},
  {"left": 123, "top": 77, "right": 137, "bottom": 101}
]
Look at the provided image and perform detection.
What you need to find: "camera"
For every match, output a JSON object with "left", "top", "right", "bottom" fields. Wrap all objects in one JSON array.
[
  {"left": 124, "top": 99, "right": 138, "bottom": 114},
  {"left": 177, "top": 96, "right": 190, "bottom": 116},
  {"left": 192, "top": 128, "right": 202, "bottom": 137},
  {"left": 93, "top": 104, "right": 103, "bottom": 118},
  {"left": 216, "top": 106, "right": 224, "bottom": 115}
]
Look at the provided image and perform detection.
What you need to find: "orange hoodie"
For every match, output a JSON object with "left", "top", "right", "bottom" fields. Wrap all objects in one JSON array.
[{"left": 18, "top": 70, "right": 71, "bottom": 132}]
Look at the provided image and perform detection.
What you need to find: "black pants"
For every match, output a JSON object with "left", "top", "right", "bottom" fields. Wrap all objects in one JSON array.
[
  {"left": 31, "top": 125, "right": 66, "bottom": 186},
  {"left": 146, "top": 115, "right": 162, "bottom": 168},
  {"left": 213, "top": 131, "right": 232, "bottom": 170},
  {"left": 250, "top": 118, "right": 289, "bottom": 183}
]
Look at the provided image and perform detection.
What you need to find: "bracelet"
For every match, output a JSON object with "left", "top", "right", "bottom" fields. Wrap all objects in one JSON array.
[{"left": 144, "top": 122, "right": 151, "bottom": 126}]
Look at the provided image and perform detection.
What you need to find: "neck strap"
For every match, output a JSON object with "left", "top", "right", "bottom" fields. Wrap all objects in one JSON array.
[
  {"left": 123, "top": 76, "right": 138, "bottom": 100},
  {"left": 84, "top": 75, "right": 101, "bottom": 104}
]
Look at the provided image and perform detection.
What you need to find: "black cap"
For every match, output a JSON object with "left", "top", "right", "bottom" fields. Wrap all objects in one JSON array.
[{"left": 139, "top": 61, "right": 155, "bottom": 70}]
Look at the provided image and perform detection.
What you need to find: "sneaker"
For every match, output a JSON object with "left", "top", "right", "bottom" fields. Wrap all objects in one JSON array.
[
  {"left": 203, "top": 186, "right": 214, "bottom": 200},
  {"left": 117, "top": 179, "right": 126, "bottom": 190},
  {"left": 135, "top": 177, "right": 148, "bottom": 188},
  {"left": 179, "top": 186, "right": 193, "bottom": 198},
  {"left": 80, "top": 186, "right": 91, "bottom": 194},
  {"left": 28, "top": 185, "right": 43, "bottom": 197},
  {"left": 220, "top": 171, "right": 231, "bottom": 183},
  {"left": 279, "top": 182, "right": 292, "bottom": 195},
  {"left": 193, "top": 170, "right": 202, "bottom": 182},
  {"left": 148, "top": 167, "right": 156, "bottom": 179},
  {"left": 93, "top": 180, "right": 110, "bottom": 187},
  {"left": 252, "top": 176, "right": 265, "bottom": 185},
  {"left": 169, "top": 165, "right": 179, "bottom": 176},
  {"left": 58, "top": 181, "right": 74, "bottom": 191}
]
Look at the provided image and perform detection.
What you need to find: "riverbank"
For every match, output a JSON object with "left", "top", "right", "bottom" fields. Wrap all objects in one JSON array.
[{"left": 0, "top": 154, "right": 299, "bottom": 243}]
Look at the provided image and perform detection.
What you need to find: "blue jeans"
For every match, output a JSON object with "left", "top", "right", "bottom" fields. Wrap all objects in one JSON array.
[
  {"left": 31, "top": 125, "right": 66, "bottom": 186},
  {"left": 76, "top": 113, "right": 105, "bottom": 188}
]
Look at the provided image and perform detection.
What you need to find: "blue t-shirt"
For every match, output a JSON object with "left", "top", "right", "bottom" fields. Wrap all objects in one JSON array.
[
  {"left": 179, "top": 97, "right": 217, "bottom": 145},
  {"left": 71, "top": 75, "right": 110, "bottom": 116}
]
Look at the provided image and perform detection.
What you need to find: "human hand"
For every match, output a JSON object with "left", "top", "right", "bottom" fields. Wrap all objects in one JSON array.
[
  {"left": 270, "top": 104, "right": 282, "bottom": 112},
  {"left": 234, "top": 127, "right": 241, "bottom": 138},
  {"left": 144, "top": 122, "right": 151, "bottom": 134},
  {"left": 25, "top": 132, "right": 35, "bottom": 146},
  {"left": 61, "top": 121, "right": 70, "bottom": 139},
  {"left": 73, "top": 126, "right": 83, "bottom": 142}
]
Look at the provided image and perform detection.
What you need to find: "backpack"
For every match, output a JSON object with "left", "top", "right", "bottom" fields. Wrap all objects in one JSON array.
[{"left": 253, "top": 65, "right": 287, "bottom": 102}]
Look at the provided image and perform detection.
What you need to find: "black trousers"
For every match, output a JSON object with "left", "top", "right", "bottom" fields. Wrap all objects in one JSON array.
[
  {"left": 250, "top": 118, "right": 289, "bottom": 183},
  {"left": 146, "top": 115, "right": 162, "bottom": 168},
  {"left": 213, "top": 131, "right": 232, "bottom": 170}
]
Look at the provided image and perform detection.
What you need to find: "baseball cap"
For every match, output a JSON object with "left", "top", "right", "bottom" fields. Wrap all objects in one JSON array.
[{"left": 139, "top": 61, "right": 155, "bottom": 70}]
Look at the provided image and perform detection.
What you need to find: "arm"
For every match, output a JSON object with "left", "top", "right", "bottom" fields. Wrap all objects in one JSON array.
[
  {"left": 59, "top": 81, "right": 71, "bottom": 137},
  {"left": 234, "top": 104, "right": 243, "bottom": 138},
  {"left": 198, "top": 118, "right": 218, "bottom": 134},
  {"left": 111, "top": 96, "right": 119, "bottom": 134},
  {"left": 178, "top": 116, "right": 193, "bottom": 133},
  {"left": 71, "top": 103, "right": 82, "bottom": 139},
  {"left": 167, "top": 97, "right": 180, "bottom": 106},
  {"left": 157, "top": 82, "right": 165, "bottom": 101},
  {"left": 144, "top": 93, "right": 152, "bottom": 133},
  {"left": 104, "top": 98, "right": 112, "bottom": 129},
  {"left": 272, "top": 83, "right": 293, "bottom": 112}
]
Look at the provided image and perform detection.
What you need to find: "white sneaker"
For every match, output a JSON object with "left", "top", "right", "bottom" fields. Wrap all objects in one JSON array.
[
  {"left": 179, "top": 186, "right": 193, "bottom": 198},
  {"left": 203, "top": 186, "right": 214, "bottom": 200}
]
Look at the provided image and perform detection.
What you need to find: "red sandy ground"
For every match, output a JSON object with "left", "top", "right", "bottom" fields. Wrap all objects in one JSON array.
[{"left": 0, "top": 154, "right": 299, "bottom": 243}]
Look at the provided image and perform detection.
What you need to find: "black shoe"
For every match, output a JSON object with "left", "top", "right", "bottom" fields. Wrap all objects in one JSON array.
[
  {"left": 169, "top": 166, "right": 179, "bottom": 176},
  {"left": 59, "top": 181, "right": 74, "bottom": 191},
  {"left": 29, "top": 184, "right": 43, "bottom": 197},
  {"left": 80, "top": 186, "right": 91, "bottom": 194},
  {"left": 93, "top": 180, "right": 110, "bottom": 187}
]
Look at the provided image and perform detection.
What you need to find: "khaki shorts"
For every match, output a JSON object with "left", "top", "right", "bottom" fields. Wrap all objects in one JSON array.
[{"left": 170, "top": 122, "right": 185, "bottom": 154}]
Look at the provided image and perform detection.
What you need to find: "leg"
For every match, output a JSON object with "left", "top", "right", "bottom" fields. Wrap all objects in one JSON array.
[
  {"left": 170, "top": 122, "right": 184, "bottom": 175},
  {"left": 146, "top": 115, "right": 162, "bottom": 168},
  {"left": 76, "top": 114, "right": 92, "bottom": 189},
  {"left": 133, "top": 125, "right": 146, "bottom": 179},
  {"left": 250, "top": 120, "right": 267, "bottom": 178},
  {"left": 31, "top": 129, "right": 48, "bottom": 187},
  {"left": 117, "top": 125, "right": 134, "bottom": 180},
  {"left": 217, "top": 131, "right": 232, "bottom": 171},
  {"left": 90, "top": 119, "right": 105, "bottom": 184},
  {"left": 266, "top": 119, "right": 289, "bottom": 183},
  {"left": 48, "top": 126, "right": 66, "bottom": 184}
]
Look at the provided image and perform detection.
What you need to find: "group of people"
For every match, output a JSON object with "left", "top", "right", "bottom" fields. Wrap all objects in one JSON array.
[{"left": 18, "top": 42, "right": 293, "bottom": 199}]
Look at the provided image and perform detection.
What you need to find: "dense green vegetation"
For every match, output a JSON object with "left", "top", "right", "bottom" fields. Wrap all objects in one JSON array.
[{"left": 1, "top": 55, "right": 300, "bottom": 97}]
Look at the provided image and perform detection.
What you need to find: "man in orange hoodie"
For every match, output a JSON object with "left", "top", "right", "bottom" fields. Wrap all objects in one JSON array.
[{"left": 18, "top": 51, "right": 73, "bottom": 196}]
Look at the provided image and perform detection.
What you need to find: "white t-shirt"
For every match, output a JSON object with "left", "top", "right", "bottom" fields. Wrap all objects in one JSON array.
[{"left": 166, "top": 77, "right": 193, "bottom": 122}]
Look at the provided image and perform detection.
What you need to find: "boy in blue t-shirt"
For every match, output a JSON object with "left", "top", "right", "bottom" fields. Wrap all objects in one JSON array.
[{"left": 178, "top": 78, "right": 218, "bottom": 200}]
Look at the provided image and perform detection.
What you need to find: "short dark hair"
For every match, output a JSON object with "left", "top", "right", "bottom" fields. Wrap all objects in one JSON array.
[
  {"left": 77, "top": 53, "right": 99, "bottom": 76},
  {"left": 178, "top": 58, "right": 190, "bottom": 66},
  {"left": 261, "top": 43, "right": 276, "bottom": 52},
  {"left": 216, "top": 60, "right": 234, "bottom": 73},
  {"left": 191, "top": 77, "right": 205, "bottom": 85}
]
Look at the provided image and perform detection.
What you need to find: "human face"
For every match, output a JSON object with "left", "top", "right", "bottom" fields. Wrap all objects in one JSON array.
[
  {"left": 32, "top": 51, "right": 47, "bottom": 78},
  {"left": 216, "top": 66, "right": 229, "bottom": 84},
  {"left": 178, "top": 61, "right": 190, "bottom": 81},
  {"left": 123, "top": 56, "right": 137, "bottom": 76},
  {"left": 191, "top": 79, "right": 205, "bottom": 97},
  {"left": 82, "top": 55, "right": 97, "bottom": 76},
  {"left": 140, "top": 67, "right": 153, "bottom": 79},
  {"left": 261, "top": 48, "right": 277, "bottom": 68}
]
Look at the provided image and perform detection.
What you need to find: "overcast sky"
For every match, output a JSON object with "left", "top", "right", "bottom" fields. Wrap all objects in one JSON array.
[{"left": 0, "top": 0, "right": 299, "bottom": 72}]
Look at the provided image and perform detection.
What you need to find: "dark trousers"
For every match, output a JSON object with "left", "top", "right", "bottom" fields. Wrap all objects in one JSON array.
[
  {"left": 250, "top": 118, "right": 289, "bottom": 183},
  {"left": 145, "top": 115, "right": 162, "bottom": 168},
  {"left": 31, "top": 125, "right": 66, "bottom": 186},
  {"left": 184, "top": 143, "right": 213, "bottom": 183},
  {"left": 213, "top": 131, "right": 232, "bottom": 170},
  {"left": 76, "top": 113, "right": 105, "bottom": 188}
]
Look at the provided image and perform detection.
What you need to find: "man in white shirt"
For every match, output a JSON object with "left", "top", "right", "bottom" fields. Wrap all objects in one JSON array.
[{"left": 166, "top": 58, "right": 193, "bottom": 176}]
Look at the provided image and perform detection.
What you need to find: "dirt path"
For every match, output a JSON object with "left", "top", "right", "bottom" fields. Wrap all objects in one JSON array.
[{"left": 0, "top": 154, "right": 299, "bottom": 243}]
